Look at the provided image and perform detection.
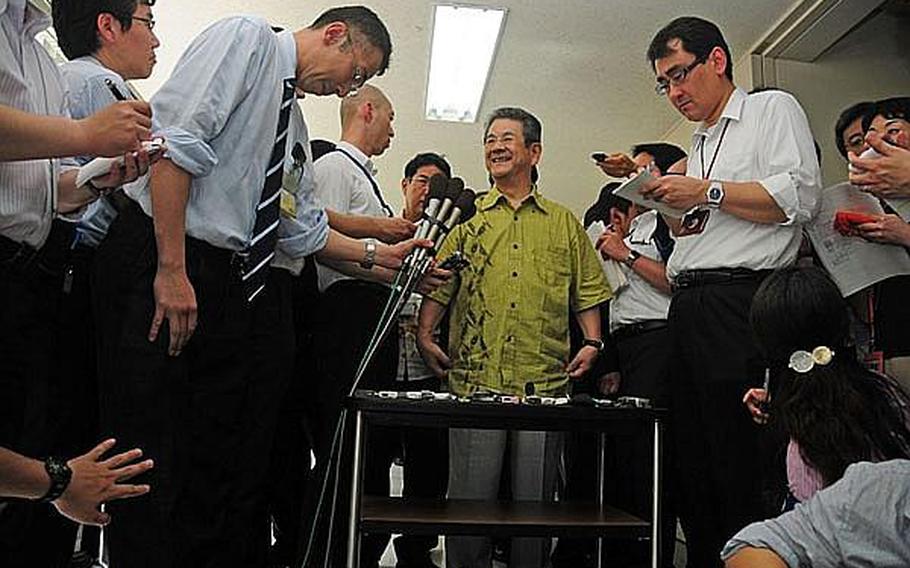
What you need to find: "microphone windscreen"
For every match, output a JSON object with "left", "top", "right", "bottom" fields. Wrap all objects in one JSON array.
[
  {"left": 427, "top": 174, "right": 448, "bottom": 201},
  {"left": 453, "top": 189, "right": 477, "bottom": 224},
  {"left": 446, "top": 177, "right": 465, "bottom": 201}
]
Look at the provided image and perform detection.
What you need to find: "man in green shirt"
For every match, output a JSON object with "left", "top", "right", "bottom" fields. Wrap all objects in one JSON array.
[{"left": 417, "top": 107, "right": 611, "bottom": 567}]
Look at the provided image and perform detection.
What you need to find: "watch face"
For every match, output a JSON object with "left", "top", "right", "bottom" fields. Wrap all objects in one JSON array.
[{"left": 708, "top": 186, "right": 723, "bottom": 201}]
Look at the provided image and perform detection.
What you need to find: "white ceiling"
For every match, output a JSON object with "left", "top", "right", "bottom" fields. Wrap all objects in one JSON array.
[{"left": 131, "top": 0, "right": 800, "bottom": 215}]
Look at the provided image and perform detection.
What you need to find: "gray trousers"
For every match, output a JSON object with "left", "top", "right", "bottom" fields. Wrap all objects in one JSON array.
[{"left": 446, "top": 428, "right": 563, "bottom": 568}]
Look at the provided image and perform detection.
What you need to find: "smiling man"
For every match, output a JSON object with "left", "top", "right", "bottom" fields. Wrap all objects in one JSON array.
[
  {"left": 89, "top": 6, "right": 423, "bottom": 568},
  {"left": 644, "top": 16, "right": 822, "bottom": 567},
  {"left": 418, "top": 107, "right": 611, "bottom": 568}
]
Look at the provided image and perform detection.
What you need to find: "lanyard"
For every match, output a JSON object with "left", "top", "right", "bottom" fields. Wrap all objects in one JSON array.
[
  {"left": 698, "top": 117, "right": 731, "bottom": 180},
  {"left": 334, "top": 147, "right": 395, "bottom": 218}
]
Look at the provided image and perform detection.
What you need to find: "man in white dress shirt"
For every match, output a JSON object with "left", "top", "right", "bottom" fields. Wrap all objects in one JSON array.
[
  {"left": 643, "top": 16, "right": 822, "bottom": 567},
  {"left": 0, "top": 1, "right": 152, "bottom": 566}
]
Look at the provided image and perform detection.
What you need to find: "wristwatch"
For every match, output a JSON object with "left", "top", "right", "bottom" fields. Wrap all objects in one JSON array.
[
  {"left": 623, "top": 249, "right": 641, "bottom": 268},
  {"left": 38, "top": 456, "right": 72, "bottom": 503},
  {"left": 359, "top": 238, "right": 377, "bottom": 270},
  {"left": 706, "top": 180, "right": 725, "bottom": 209},
  {"left": 581, "top": 338, "right": 605, "bottom": 352}
]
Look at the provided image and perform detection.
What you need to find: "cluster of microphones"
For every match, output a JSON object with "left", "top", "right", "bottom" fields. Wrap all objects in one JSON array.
[{"left": 351, "top": 175, "right": 478, "bottom": 389}]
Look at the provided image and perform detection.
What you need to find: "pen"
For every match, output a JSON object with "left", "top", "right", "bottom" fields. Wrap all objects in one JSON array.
[{"left": 104, "top": 78, "right": 127, "bottom": 101}]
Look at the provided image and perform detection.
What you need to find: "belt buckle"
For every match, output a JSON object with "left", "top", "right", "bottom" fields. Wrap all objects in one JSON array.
[{"left": 674, "top": 271, "right": 694, "bottom": 289}]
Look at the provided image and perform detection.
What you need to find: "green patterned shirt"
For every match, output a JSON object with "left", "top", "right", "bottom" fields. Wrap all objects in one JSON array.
[{"left": 429, "top": 186, "right": 612, "bottom": 396}]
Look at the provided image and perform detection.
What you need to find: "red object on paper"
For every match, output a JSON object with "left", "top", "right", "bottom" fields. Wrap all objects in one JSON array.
[{"left": 833, "top": 210, "right": 877, "bottom": 236}]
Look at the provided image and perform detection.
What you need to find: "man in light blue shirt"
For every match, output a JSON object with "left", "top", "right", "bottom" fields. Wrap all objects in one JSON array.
[
  {"left": 92, "top": 6, "right": 421, "bottom": 568},
  {"left": 722, "top": 460, "right": 910, "bottom": 567},
  {"left": 51, "top": 1, "right": 161, "bottom": 564}
]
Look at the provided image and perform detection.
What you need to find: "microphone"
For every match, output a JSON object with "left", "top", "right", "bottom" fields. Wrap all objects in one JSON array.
[
  {"left": 415, "top": 175, "right": 448, "bottom": 241},
  {"left": 426, "top": 177, "right": 464, "bottom": 245}
]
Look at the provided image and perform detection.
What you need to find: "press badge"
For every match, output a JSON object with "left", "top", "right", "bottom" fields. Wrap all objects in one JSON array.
[
  {"left": 280, "top": 142, "right": 307, "bottom": 218},
  {"left": 280, "top": 169, "right": 299, "bottom": 219}
]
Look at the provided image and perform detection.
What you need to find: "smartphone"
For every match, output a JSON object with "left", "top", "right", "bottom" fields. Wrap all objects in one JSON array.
[
  {"left": 591, "top": 152, "right": 607, "bottom": 162},
  {"left": 438, "top": 251, "right": 469, "bottom": 272}
]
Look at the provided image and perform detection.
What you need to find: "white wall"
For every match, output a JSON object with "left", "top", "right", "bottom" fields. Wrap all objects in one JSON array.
[{"left": 772, "top": 9, "right": 910, "bottom": 186}]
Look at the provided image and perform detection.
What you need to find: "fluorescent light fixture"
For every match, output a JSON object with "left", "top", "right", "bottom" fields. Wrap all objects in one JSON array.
[{"left": 425, "top": 4, "right": 506, "bottom": 123}]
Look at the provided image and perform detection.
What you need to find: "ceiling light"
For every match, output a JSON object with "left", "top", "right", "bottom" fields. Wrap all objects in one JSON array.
[{"left": 425, "top": 4, "right": 507, "bottom": 123}]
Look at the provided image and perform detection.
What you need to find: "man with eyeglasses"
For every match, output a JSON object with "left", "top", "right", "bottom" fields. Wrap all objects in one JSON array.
[
  {"left": 42, "top": 1, "right": 161, "bottom": 564},
  {"left": 643, "top": 16, "right": 821, "bottom": 567},
  {"left": 90, "top": 6, "right": 425, "bottom": 568}
]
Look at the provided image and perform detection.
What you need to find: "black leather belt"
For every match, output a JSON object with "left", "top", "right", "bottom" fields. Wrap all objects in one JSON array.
[
  {"left": 672, "top": 268, "right": 771, "bottom": 291},
  {"left": 611, "top": 320, "right": 668, "bottom": 342}
]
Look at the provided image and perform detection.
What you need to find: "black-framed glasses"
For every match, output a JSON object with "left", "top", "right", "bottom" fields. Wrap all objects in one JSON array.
[
  {"left": 131, "top": 16, "right": 155, "bottom": 30},
  {"left": 654, "top": 54, "right": 708, "bottom": 96}
]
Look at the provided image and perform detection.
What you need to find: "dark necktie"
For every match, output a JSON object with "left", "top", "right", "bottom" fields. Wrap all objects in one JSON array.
[{"left": 242, "top": 78, "right": 295, "bottom": 302}]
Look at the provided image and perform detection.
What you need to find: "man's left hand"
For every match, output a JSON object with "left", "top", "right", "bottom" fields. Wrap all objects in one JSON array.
[
  {"left": 376, "top": 238, "right": 433, "bottom": 270},
  {"left": 566, "top": 345, "right": 599, "bottom": 379},
  {"left": 856, "top": 214, "right": 910, "bottom": 247},
  {"left": 641, "top": 175, "right": 708, "bottom": 211},
  {"left": 417, "top": 266, "right": 454, "bottom": 295},
  {"left": 92, "top": 147, "right": 159, "bottom": 192}
]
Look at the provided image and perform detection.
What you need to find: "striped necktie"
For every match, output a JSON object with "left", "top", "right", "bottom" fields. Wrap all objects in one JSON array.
[{"left": 242, "top": 78, "right": 295, "bottom": 302}]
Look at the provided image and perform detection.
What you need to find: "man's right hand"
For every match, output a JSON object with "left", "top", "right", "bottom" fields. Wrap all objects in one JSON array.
[
  {"left": 742, "top": 388, "right": 769, "bottom": 425},
  {"left": 149, "top": 265, "right": 198, "bottom": 356},
  {"left": 416, "top": 333, "right": 452, "bottom": 379},
  {"left": 595, "top": 152, "right": 638, "bottom": 178},
  {"left": 79, "top": 101, "right": 152, "bottom": 157},
  {"left": 372, "top": 216, "right": 417, "bottom": 244}
]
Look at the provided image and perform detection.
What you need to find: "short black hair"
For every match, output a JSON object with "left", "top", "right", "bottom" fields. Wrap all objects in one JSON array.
[
  {"left": 862, "top": 97, "right": 910, "bottom": 133},
  {"left": 583, "top": 182, "right": 626, "bottom": 229},
  {"left": 310, "top": 6, "right": 392, "bottom": 76},
  {"left": 483, "top": 107, "right": 542, "bottom": 146},
  {"left": 834, "top": 102, "right": 874, "bottom": 158},
  {"left": 52, "top": 0, "right": 152, "bottom": 60},
  {"left": 630, "top": 143, "right": 687, "bottom": 175},
  {"left": 404, "top": 152, "right": 451, "bottom": 179},
  {"left": 647, "top": 16, "right": 733, "bottom": 82}
]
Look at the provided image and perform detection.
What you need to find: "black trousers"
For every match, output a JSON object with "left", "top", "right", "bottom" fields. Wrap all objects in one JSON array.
[
  {"left": 306, "top": 279, "right": 399, "bottom": 568},
  {"left": 0, "top": 222, "right": 81, "bottom": 568},
  {"left": 610, "top": 325, "right": 677, "bottom": 568},
  {"left": 93, "top": 204, "right": 294, "bottom": 568},
  {"left": 668, "top": 280, "right": 767, "bottom": 568}
]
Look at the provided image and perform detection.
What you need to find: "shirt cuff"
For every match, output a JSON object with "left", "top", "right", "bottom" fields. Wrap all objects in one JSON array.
[
  {"left": 156, "top": 126, "right": 218, "bottom": 177},
  {"left": 276, "top": 209, "right": 330, "bottom": 259},
  {"left": 759, "top": 172, "right": 807, "bottom": 227}
]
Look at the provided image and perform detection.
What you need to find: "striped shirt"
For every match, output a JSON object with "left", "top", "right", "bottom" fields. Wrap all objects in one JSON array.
[{"left": 0, "top": 0, "right": 65, "bottom": 248}]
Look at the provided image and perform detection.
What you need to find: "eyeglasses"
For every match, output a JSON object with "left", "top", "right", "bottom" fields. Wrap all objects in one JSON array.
[
  {"left": 348, "top": 66, "right": 367, "bottom": 95},
  {"left": 654, "top": 55, "right": 707, "bottom": 96},
  {"left": 131, "top": 16, "right": 155, "bottom": 31}
]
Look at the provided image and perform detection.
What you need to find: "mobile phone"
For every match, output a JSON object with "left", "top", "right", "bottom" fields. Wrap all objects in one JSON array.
[
  {"left": 591, "top": 152, "right": 607, "bottom": 162},
  {"left": 141, "top": 137, "right": 165, "bottom": 157},
  {"left": 438, "top": 251, "right": 469, "bottom": 272}
]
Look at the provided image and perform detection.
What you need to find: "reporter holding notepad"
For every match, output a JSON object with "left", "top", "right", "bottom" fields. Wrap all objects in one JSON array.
[{"left": 643, "top": 16, "right": 821, "bottom": 566}]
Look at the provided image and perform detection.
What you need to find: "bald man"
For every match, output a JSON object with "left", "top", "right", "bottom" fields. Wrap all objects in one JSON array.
[{"left": 307, "top": 84, "right": 412, "bottom": 568}]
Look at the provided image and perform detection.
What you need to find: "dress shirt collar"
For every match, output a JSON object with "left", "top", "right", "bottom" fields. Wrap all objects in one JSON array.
[
  {"left": 335, "top": 140, "right": 375, "bottom": 175},
  {"left": 3, "top": 0, "right": 50, "bottom": 36},
  {"left": 275, "top": 29, "right": 298, "bottom": 87},
  {"left": 692, "top": 86, "right": 747, "bottom": 142},
  {"left": 480, "top": 184, "right": 550, "bottom": 214}
]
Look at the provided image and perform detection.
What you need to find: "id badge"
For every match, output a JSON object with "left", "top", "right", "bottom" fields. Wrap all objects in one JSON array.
[{"left": 280, "top": 168, "right": 299, "bottom": 218}]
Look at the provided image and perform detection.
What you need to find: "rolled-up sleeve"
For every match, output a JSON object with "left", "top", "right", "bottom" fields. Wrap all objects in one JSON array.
[
  {"left": 150, "top": 17, "right": 272, "bottom": 179},
  {"left": 758, "top": 93, "right": 822, "bottom": 226}
]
